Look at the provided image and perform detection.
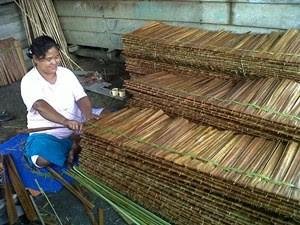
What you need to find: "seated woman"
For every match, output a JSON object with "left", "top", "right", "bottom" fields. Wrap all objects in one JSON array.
[{"left": 21, "top": 35, "right": 95, "bottom": 169}]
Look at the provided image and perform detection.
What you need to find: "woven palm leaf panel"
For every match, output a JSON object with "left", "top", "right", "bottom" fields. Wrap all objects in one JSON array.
[
  {"left": 80, "top": 108, "right": 300, "bottom": 225},
  {"left": 0, "top": 38, "right": 26, "bottom": 86},
  {"left": 122, "top": 22, "right": 300, "bottom": 81},
  {"left": 125, "top": 57, "right": 236, "bottom": 80},
  {"left": 124, "top": 72, "right": 300, "bottom": 142}
]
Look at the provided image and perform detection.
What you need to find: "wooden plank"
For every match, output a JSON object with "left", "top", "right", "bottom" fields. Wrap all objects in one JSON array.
[
  {"left": 0, "top": 22, "right": 25, "bottom": 37},
  {"left": 54, "top": 1, "right": 229, "bottom": 24},
  {"left": 53, "top": 0, "right": 300, "bottom": 6},
  {"left": 0, "top": 0, "right": 14, "bottom": 5},
  {"left": 0, "top": 2, "right": 21, "bottom": 26},
  {"left": 233, "top": 3, "right": 300, "bottom": 29},
  {"left": 62, "top": 20, "right": 283, "bottom": 51},
  {"left": 173, "top": 21, "right": 285, "bottom": 34},
  {"left": 60, "top": 17, "right": 285, "bottom": 36},
  {"left": 0, "top": 2, "right": 27, "bottom": 46},
  {"left": 59, "top": 17, "right": 107, "bottom": 33},
  {"left": 0, "top": 7, "right": 19, "bottom": 17},
  {"left": 0, "top": 14, "right": 20, "bottom": 25},
  {"left": 63, "top": 30, "right": 122, "bottom": 50},
  {"left": 62, "top": 13, "right": 284, "bottom": 36},
  {"left": 59, "top": 17, "right": 147, "bottom": 34},
  {"left": 0, "top": 2, "right": 19, "bottom": 15},
  {"left": 54, "top": 0, "right": 298, "bottom": 50},
  {"left": 61, "top": 17, "right": 284, "bottom": 52}
]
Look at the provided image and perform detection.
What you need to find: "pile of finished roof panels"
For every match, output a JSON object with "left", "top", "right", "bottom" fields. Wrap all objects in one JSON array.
[{"left": 80, "top": 108, "right": 300, "bottom": 225}]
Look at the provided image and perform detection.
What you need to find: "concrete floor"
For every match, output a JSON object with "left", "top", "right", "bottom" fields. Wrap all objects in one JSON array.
[{"left": 0, "top": 56, "right": 129, "bottom": 225}]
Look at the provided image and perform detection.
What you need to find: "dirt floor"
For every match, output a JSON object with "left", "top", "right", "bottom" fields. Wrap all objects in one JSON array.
[{"left": 0, "top": 56, "right": 130, "bottom": 225}]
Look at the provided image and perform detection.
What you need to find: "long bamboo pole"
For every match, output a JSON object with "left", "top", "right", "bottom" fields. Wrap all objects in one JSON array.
[
  {"left": 3, "top": 155, "right": 18, "bottom": 225},
  {"left": 47, "top": 167, "right": 94, "bottom": 210},
  {"left": 4, "top": 155, "right": 37, "bottom": 222}
]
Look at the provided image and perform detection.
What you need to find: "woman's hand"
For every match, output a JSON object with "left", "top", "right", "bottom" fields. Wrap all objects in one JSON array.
[
  {"left": 85, "top": 113, "right": 98, "bottom": 121},
  {"left": 63, "top": 119, "right": 83, "bottom": 134}
]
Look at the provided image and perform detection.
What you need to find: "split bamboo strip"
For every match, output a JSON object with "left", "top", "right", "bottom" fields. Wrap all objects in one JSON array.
[
  {"left": 0, "top": 38, "right": 26, "bottom": 86},
  {"left": 28, "top": 193, "right": 46, "bottom": 225},
  {"left": 98, "top": 208, "right": 104, "bottom": 225},
  {"left": 78, "top": 109, "right": 300, "bottom": 225},
  {"left": 15, "top": 126, "right": 65, "bottom": 134},
  {"left": 47, "top": 167, "right": 94, "bottom": 210},
  {"left": 123, "top": 22, "right": 300, "bottom": 81},
  {"left": 69, "top": 167, "right": 172, "bottom": 225},
  {"left": 124, "top": 71, "right": 300, "bottom": 142},
  {"left": 34, "top": 179, "right": 64, "bottom": 225},
  {"left": 73, "top": 185, "right": 98, "bottom": 225}
]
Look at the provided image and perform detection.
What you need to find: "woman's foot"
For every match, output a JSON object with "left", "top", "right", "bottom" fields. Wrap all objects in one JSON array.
[
  {"left": 68, "top": 135, "right": 82, "bottom": 166},
  {"left": 67, "top": 144, "right": 82, "bottom": 166},
  {"left": 35, "top": 156, "right": 50, "bottom": 168},
  {"left": 27, "top": 188, "right": 41, "bottom": 197},
  {"left": 67, "top": 149, "right": 74, "bottom": 165}
]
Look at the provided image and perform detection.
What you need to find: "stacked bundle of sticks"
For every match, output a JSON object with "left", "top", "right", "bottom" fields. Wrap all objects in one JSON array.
[
  {"left": 0, "top": 38, "right": 26, "bottom": 86},
  {"left": 123, "top": 22, "right": 300, "bottom": 81},
  {"left": 80, "top": 108, "right": 300, "bottom": 225},
  {"left": 125, "top": 71, "right": 300, "bottom": 142},
  {"left": 15, "top": 0, "right": 76, "bottom": 69}
]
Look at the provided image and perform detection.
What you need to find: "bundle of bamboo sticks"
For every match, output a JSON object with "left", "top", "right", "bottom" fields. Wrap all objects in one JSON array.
[
  {"left": 124, "top": 71, "right": 300, "bottom": 142},
  {"left": 0, "top": 38, "right": 26, "bottom": 86},
  {"left": 80, "top": 108, "right": 300, "bottom": 225},
  {"left": 123, "top": 22, "right": 300, "bottom": 81},
  {"left": 16, "top": 0, "right": 76, "bottom": 69}
]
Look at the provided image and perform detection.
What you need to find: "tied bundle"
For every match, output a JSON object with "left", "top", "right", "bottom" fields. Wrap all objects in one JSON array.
[{"left": 0, "top": 38, "right": 26, "bottom": 86}]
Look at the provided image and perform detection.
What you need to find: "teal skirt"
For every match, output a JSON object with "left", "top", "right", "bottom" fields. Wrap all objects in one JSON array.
[{"left": 25, "top": 133, "right": 72, "bottom": 167}]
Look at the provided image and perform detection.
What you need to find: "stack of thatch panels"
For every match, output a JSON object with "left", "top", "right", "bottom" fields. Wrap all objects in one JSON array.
[
  {"left": 125, "top": 57, "right": 235, "bottom": 80},
  {"left": 80, "top": 108, "right": 300, "bottom": 225},
  {"left": 0, "top": 38, "right": 26, "bottom": 86},
  {"left": 123, "top": 22, "right": 300, "bottom": 81},
  {"left": 124, "top": 71, "right": 300, "bottom": 142},
  {"left": 80, "top": 22, "right": 300, "bottom": 225}
]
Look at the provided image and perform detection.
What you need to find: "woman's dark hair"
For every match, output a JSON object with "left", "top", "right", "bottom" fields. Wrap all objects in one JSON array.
[{"left": 26, "top": 35, "right": 60, "bottom": 59}]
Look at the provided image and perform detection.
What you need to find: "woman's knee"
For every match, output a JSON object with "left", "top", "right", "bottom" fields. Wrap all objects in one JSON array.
[{"left": 35, "top": 156, "right": 50, "bottom": 167}]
